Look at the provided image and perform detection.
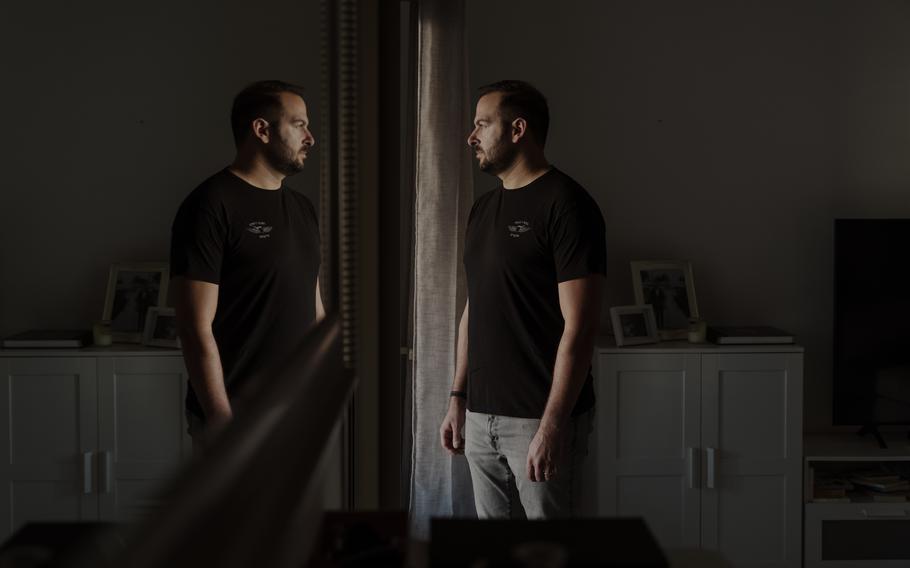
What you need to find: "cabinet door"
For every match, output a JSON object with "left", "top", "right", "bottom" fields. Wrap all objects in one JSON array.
[
  {"left": 0, "top": 358, "right": 99, "bottom": 539},
  {"left": 97, "top": 356, "right": 191, "bottom": 522},
  {"left": 700, "top": 353, "right": 802, "bottom": 568},
  {"left": 596, "top": 353, "right": 701, "bottom": 550}
]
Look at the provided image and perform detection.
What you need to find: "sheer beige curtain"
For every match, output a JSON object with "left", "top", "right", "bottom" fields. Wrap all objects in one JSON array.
[{"left": 407, "top": 0, "right": 475, "bottom": 538}]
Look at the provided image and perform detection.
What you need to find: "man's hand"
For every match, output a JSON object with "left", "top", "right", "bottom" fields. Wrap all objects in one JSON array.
[
  {"left": 527, "top": 423, "right": 565, "bottom": 482},
  {"left": 439, "top": 398, "right": 467, "bottom": 455}
]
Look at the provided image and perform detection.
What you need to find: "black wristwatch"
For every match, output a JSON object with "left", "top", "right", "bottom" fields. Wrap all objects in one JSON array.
[{"left": 449, "top": 390, "right": 467, "bottom": 399}]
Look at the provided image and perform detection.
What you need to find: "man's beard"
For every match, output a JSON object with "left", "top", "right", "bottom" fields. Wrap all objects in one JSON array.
[
  {"left": 266, "top": 134, "right": 306, "bottom": 176},
  {"left": 476, "top": 138, "right": 518, "bottom": 176}
]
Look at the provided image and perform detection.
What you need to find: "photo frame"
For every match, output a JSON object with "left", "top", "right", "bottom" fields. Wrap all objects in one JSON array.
[
  {"left": 142, "top": 307, "right": 181, "bottom": 348},
  {"left": 631, "top": 260, "right": 699, "bottom": 340},
  {"left": 610, "top": 305, "right": 660, "bottom": 347},
  {"left": 103, "top": 262, "right": 169, "bottom": 343}
]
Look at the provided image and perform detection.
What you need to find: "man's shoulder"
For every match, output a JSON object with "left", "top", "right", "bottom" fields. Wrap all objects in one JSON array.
[
  {"left": 179, "top": 169, "right": 239, "bottom": 214},
  {"left": 193, "top": 168, "right": 238, "bottom": 197},
  {"left": 536, "top": 168, "right": 600, "bottom": 216},
  {"left": 543, "top": 168, "right": 591, "bottom": 200}
]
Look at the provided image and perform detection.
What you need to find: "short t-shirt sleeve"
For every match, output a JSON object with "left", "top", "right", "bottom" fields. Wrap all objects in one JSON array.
[
  {"left": 170, "top": 199, "right": 227, "bottom": 284},
  {"left": 550, "top": 200, "right": 607, "bottom": 283}
]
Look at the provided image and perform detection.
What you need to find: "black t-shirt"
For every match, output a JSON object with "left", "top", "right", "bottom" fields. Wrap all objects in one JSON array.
[
  {"left": 464, "top": 167, "right": 606, "bottom": 419},
  {"left": 170, "top": 169, "right": 320, "bottom": 419}
]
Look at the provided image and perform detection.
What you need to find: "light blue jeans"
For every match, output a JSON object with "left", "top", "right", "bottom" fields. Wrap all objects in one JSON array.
[{"left": 464, "top": 408, "right": 594, "bottom": 519}]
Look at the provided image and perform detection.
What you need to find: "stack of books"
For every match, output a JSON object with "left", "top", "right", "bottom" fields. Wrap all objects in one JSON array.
[
  {"left": 850, "top": 472, "right": 910, "bottom": 502},
  {"left": 811, "top": 468, "right": 910, "bottom": 503},
  {"left": 812, "top": 476, "right": 853, "bottom": 503}
]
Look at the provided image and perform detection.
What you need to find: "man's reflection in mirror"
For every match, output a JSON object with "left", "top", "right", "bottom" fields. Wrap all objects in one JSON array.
[{"left": 169, "top": 81, "right": 325, "bottom": 452}]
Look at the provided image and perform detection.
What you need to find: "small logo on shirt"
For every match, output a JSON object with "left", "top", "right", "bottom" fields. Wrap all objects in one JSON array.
[
  {"left": 247, "top": 221, "right": 273, "bottom": 239},
  {"left": 507, "top": 220, "right": 531, "bottom": 238}
]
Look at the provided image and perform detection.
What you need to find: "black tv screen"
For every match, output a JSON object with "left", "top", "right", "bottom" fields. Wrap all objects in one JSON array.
[{"left": 834, "top": 219, "right": 910, "bottom": 425}]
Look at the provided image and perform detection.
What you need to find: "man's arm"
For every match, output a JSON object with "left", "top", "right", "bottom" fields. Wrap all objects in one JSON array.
[
  {"left": 527, "top": 274, "right": 604, "bottom": 481},
  {"left": 173, "top": 277, "right": 232, "bottom": 436},
  {"left": 315, "top": 277, "right": 326, "bottom": 322},
  {"left": 440, "top": 300, "right": 469, "bottom": 454}
]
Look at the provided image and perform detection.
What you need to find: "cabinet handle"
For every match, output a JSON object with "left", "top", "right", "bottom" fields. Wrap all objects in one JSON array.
[
  {"left": 83, "top": 452, "right": 93, "bottom": 494},
  {"left": 687, "top": 447, "right": 696, "bottom": 489},
  {"left": 100, "top": 451, "right": 112, "bottom": 494},
  {"left": 706, "top": 447, "right": 716, "bottom": 489},
  {"left": 862, "top": 509, "right": 908, "bottom": 518}
]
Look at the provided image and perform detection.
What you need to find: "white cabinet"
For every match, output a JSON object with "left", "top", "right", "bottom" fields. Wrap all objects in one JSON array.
[
  {"left": 0, "top": 348, "right": 191, "bottom": 539},
  {"left": 0, "top": 357, "right": 99, "bottom": 535},
  {"left": 595, "top": 342, "right": 803, "bottom": 568}
]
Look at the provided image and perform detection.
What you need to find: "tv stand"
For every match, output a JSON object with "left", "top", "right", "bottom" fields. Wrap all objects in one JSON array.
[
  {"left": 805, "top": 433, "right": 910, "bottom": 567},
  {"left": 856, "top": 424, "right": 888, "bottom": 449}
]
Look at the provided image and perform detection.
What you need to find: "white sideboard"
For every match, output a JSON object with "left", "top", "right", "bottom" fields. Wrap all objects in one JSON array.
[
  {"left": 0, "top": 346, "right": 190, "bottom": 540},
  {"left": 594, "top": 340, "right": 803, "bottom": 568}
]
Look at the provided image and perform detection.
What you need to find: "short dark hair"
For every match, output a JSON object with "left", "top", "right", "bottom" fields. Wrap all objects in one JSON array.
[
  {"left": 477, "top": 80, "right": 550, "bottom": 146},
  {"left": 230, "top": 80, "right": 306, "bottom": 147}
]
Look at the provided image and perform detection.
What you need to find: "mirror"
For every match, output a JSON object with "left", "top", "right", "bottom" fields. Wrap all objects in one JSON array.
[{"left": 0, "top": 0, "right": 359, "bottom": 548}]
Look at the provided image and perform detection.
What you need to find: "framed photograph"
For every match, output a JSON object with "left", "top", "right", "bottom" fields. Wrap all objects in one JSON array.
[
  {"left": 142, "top": 307, "right": 181, "bottom": 348},
  {"left": 610, "top": 305, "right": 660, "bottom": 347},
  {"left": 631, "top": 260, "right": 699, "bottom": 340},
  {"left": 103, "top": 262, "right": 169, "bottom": 343}
]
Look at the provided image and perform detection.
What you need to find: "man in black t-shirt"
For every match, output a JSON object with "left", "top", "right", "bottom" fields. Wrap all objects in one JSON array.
[
  {"left": 439, "top": 81, "right": 606, "bottom": 519},
  {"left": 170, "top": 80, "right": 324, "bottom": 449}
]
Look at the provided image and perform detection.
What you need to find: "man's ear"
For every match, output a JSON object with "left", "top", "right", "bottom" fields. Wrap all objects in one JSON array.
[
  {"left": 252, "top": 118, "right": 271, "bottom": 143},
  {"left": 511, "top": 117, "right": 528, "bottom": 143}
]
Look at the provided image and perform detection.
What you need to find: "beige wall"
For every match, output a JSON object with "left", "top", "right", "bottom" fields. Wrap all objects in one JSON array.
[
  {"left": 0, "top": 0, "right": 323, "bottom": 338},
  {"left": 467, "top": 0, "right": 910, "bottom": 430}
]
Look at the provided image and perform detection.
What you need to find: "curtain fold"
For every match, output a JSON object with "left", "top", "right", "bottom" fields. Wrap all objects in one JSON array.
[{"left": 407, "top": 0, "right": 475, "bottom": 539}]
